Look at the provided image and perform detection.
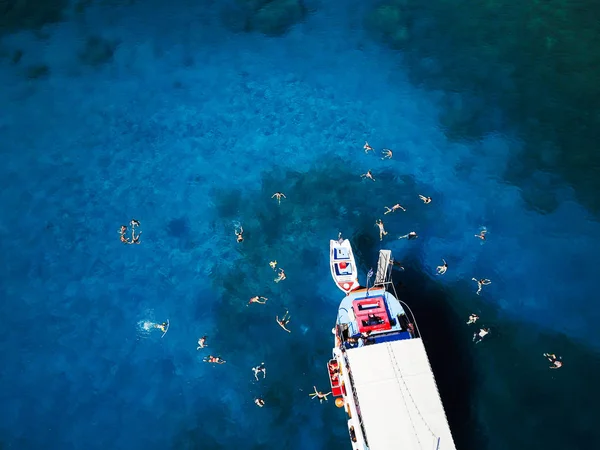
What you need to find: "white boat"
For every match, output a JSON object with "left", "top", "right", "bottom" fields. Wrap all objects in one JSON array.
[
  {"left": 330, "top": 238, "right": 361, "bottom": 294},
  {"left": 327, "top": 248, "right": 456, "bottom": 450}
]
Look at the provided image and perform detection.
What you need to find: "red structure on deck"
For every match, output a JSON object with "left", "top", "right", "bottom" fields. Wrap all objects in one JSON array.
[
  {"left": 352, "top": 296, "right": 392, "bottom": 333},
  {"left": 328, "top": 359, "right": 344, "bottom": 397}
]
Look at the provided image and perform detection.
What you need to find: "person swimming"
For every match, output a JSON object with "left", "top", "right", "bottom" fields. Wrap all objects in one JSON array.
[
  {"left": 130, "top": 219, "right": 140, "bottom": 228},
  {"left": 361, "top": 170, "right": 375, "bottom": 182},
  {"left": 130, "top": 229, "right": 141, "bottom": 244},
  {"left": 274, "top": 268, "right": 286, "bottom": 283},
  {"left": 252, "top": 362, "right": 266, "bottom": 381},
  {"left": 155, "top": 322, "right": 168, "bottom": 333},
  {"left": 399, "top": 231, "right": 418, "bottom": 240},
  {"left": 466, "top": 314, "right": 479, "bottom": 325},
  {"left": 119, "top": 225, "right": 127, "bottom": 235},
  {"left": 436, "top": 259, "right": 448, "bottom": 275},
  {"left": 473, "top": 328, "right": 490, "bottom": 344},
  {"left": 235, "top": 226, "right": 244, "bottom": 243},
  {"left": 276, "top": 310, "right": 291, "bottom": 333},
  {"left": 475, "top": 229, "right": 487, "bottom": 241},
  {"left": 375, "top": 219, "right": 388, "bottom": 241},
  {"left": 364, "top": 141, "right": 374, "bottom": 153},
  {"left": 254, "top": 397, "right": 265, "bottom": 407},
  {"left": 381, "top": 149, "right": 393, "bottom": 160},
  {"left": 309, "top": 386, "right": 331, "bottom": 403},
  {"left": 269, "top": 260, "right": 277, "bottom": 270},
  {"left": 418, "top": 194, "right": 432, "bottom": 204},
  {"left": 543, "top": 353, "right": 563, "bottom": 369},
  {"left": 472, "top": 278, "right": 491, "bottom": 295},
  {"left": 197, "top": 336, "right": 207, "bottom": 350},
  {"left": 248, "top": 296, "right": 268, "bottom": 306},
  {"left": 271, "top": 192, "right": 286, "bottom": 205},
  {"left": 203, "top": 355, "right": 226, "bottom": 364},
  {"left": 384, "top": 204, "right": 406, "bottom": 214},
  {"left": 120, "top": 234, "right": 130, "bottom": 244}
]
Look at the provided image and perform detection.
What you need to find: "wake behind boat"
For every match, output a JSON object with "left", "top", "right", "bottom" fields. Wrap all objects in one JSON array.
[
  {"left": 326, "top": 243, "right": 456, "bottom": 450},
  {"left": 330, "top": 237, "right": 361, "bottom": 294}
]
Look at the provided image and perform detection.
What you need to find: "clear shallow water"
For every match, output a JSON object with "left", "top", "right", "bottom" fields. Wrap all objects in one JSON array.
[{"left": 1, "top": 1, "right": 599, "bottom": 449}]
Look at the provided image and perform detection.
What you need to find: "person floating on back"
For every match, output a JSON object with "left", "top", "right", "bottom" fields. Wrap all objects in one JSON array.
[
  {"left": 203, "top": 355, "right": 226, "bottom": 364},
  {"left": 197, "top": 336, "right": 207, "bottom": 350},
  {"left": 384, "top": 204, "right": 406, "bottom": 214},
  {"left": 475, "top": 229, "right": 487, "bottom": 241},
  {"left": 375, "top": 219, "right": 388, "bottom": 241},
  {"left": 248, "top": 296, "right": 268, "bottom": 306},
  {"left": 235, "top": 225, "right": 244, "bottom": 243},
  {"left": 399, "top": 231, "right": 418, "bottom": 240},
  {"left": 543, "top": 353, "right": 563, "bottom": 369},
  {"left": 381, "top": 149, "right": 393, "bottom": 160},
  {"left": 276, "top": 310, "right": 291, "bottom": 333},
  {"left": 364, "top": 141, "right": 374, "bottom": 153},
  {"left": 436, "top": 259, "right": 448, "bottom": 275},
  {"left": 309, "top": 386, "right": 331, "bottom": 404},
  {"left": 473, "top": 328, "right": 490, "bottom": 344},
  {"left": 472, "top": 278, "right": 491, "bottom": 295},
  {"left": 272, "top": 192, "right": 286, "bottom": 205},
  {"left": 252, "top": 362, "right": 267, "bottom": 381},
  {"left": 361, "top": 170, "right": 375, "bottom": 182},
  {"left": 255, "top": 397, "right": 265, "bottom": 407},
  {"left": 419, "top": 194, "right": 432, "bottom": 204}
]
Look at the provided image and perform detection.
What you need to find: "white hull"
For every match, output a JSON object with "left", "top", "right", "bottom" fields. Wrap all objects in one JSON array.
[{"left": 330, "top": 239, "right": 361, "bottom": 294}]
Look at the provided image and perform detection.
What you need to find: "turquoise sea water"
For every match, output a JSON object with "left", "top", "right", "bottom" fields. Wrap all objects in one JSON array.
[{"left": 1, "top": 1, "right": 600, "bottom": 449}]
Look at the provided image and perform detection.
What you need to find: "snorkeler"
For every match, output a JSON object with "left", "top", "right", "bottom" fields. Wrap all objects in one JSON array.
[
  {"left": 475, "top": 229, "right": 487, "bottom": 241},
  {"left": 197, "top": 336, "right": 207, "bottom": 350},
  {"left": 399, "top": 231, "right": 418, "bottom": 240},
  {"left": 274, "top": 268, "right": 286, "bottom": 283},
  {"left": 466, "top": 314, "right": 479, "bottom": 325},
  {"left": 248, "top": 296, "right": 268, "bottom": 306},
  {"left": 255, "top": 397, "right": 265, "bottom": 407},
  {"left": 155, "top": 322, "right": 168, "bottom": 333},
  {"left": 473, "top": 328, "right": 490, "bottom": 344},
  {"left": 364, "top": 141, "right": 374, "bottom": 153},
  {"left": 276, "top": 310, "right": 291, "bottom": 333},
  {"left": 203, "top": 355, "right": 226, "bottom": 364},
  {"left": 271, "top": 192, "right": 286, "bottom": 205},
  {"left": 472, "top": 278, "right": 491, "bottom": 295},
  {"left": 543, "top": 353, "right": 563, "bottom": 369},
  {"left": 381, "top": 149, "right": 393, "bottom": 160},
  {"left": 436, "top": 259, "right": 448, "bottom": 275},
  {"left": 309, "top": 386, "right": 331, "bottom": 404},
  {"left": 419, "top": 194, "right": 432, "bottom": 204},
  {"left": 384, "top": 204, "right": 406, "bottom": 214},
  {"left": 375, "top": 219, "right": 388, "bottom": 241},
  {"left": 361, "top": 170, "right": 375, "bottom": 182},
  {"left": 130, "top": 219, "right": 140, "bottom": 228},
  {"left": 269, "top": 260, "right": 277, "bottom": 270},
  {"left": 235, "top": 226, "right": 244, "bottom": 243},
  {"left": 252, "top": 362, "right": 267, "bottom": 381}
]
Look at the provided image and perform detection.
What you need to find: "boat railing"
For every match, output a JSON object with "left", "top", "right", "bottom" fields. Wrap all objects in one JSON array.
[
  {"left": 341, "top": 350, "right": 369, "bottom": 448},
  {"left": 398, "top": 299, "right": 422, "bottom": 339}
]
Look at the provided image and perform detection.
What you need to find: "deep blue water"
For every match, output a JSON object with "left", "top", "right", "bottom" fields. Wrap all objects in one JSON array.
[{"left": 1, "top": 1, "right": 600, "bottom": 449}]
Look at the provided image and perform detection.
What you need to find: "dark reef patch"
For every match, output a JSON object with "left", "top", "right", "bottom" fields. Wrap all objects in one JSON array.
[
  {"left": 79, "top": 36, "right": 119, "bottom": 66},
  {"left": 222, "top": 0, "right": 309, "bottom": 36},
  {"left": 0, "top": 0, "right": 68, "bottom": 35}
]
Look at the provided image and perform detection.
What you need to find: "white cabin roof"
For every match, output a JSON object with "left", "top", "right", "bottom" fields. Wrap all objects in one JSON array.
[{"left": 346, "top": 338, "right": 456, "bottom": 450}]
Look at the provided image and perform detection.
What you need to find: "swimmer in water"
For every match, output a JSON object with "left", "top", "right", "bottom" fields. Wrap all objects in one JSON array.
[
  {"left": 155, "top": 322, "right": 168, "bottom": 333},
  {"left": 119, "top": 225, "right": 127, "bottom": 235},
  {"left": 543, "top": 353, "right": 563, "bottom": 369},
  {"left": 271, "top": 192, "right": 286, "bottom": 205},
  {"left": 472, "top": 278, "right": 491, "bottom": 295},
  {"left": 203, "top": 355, "right": 226, "bottom": 364},
  {"left": 120, "top": 234, "right": 130, "bottom": 244},
  {"left": 248, "top": 296, "right": 268, "bottom": 306},
  {"left": 381, "top": 149, "right": 393, "bottom": 160},
  {"left": 419, "top": 194, "right": 432, "bottom": 204},
  {"left": 276, "top": 310, "right": 291, "bottom": 333},
  {"left": 269, "top": 260, "right": 277, "bottom": 270},
  {"left": 309, "top": 386, "right": 331, "bottom": 404},
  {"left": 255, "top": 397, "right": 265, "bottom": 407},
  {"left": 364, "top": 141, "right": 374, "bottom": 153},
  {"left": 375, "top": 219, "right": 388, "bottom": 241},
  {"left": 384, "top": 204, "right": 406, "bottom": 214},
  {"left": 235, "top": 226, "right": 244, "bottom": 243},
  {"left": 130, "top": 229, "right": 141, "bottom": 244},
  {"left": 361, "top": 170, "right": 375, "bottom": 182},
  {"left": 436, "top": 259, "right": 448, "bottom": 275},
  {"left": 130, "top": 219, "right": 140, "bottom": 228},
  {"left": 197, "top": 336, "right": 207, "bottom": 350},
  {"left": 274, "top": 268, "right": 286, "bottom": 283},
  {"left": 473, "top": 328, "right": 490, "bottom": 344},
  {"left": 475, "top": 229, "right": 487, "bottom": 241},
  {"left": 399, "top": 231, "right": 418, "bottom": 240},
  {"left": 252, "top": 362, "right": 267, "bottom": 381},
  {"left": 466, "top": 314, "right": 479, "bottom": 325}
]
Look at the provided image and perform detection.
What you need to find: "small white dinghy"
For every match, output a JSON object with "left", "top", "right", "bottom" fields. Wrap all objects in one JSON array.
[{"left": 330, "top": 238, "right": 360, "bottom": 294}]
